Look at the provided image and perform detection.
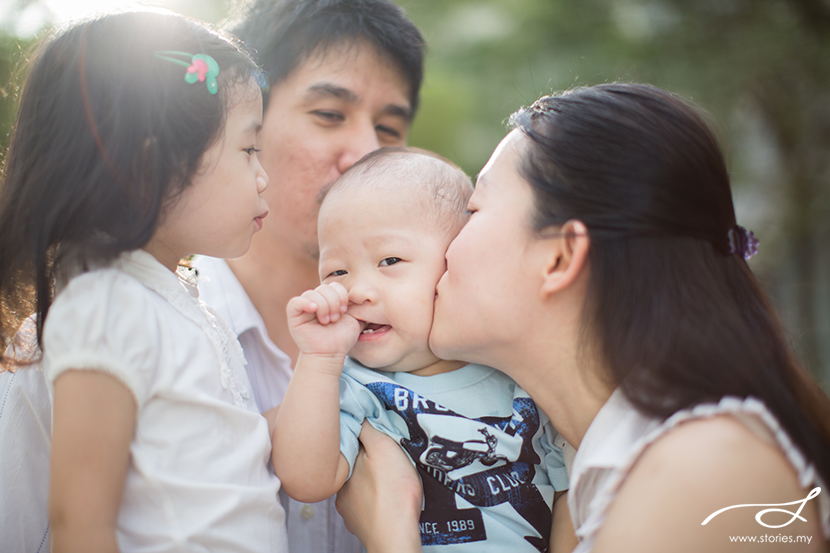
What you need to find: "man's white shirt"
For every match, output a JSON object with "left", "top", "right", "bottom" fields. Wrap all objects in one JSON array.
[{"left": 193, "top": 255, "right": 364, "bottom": 553}]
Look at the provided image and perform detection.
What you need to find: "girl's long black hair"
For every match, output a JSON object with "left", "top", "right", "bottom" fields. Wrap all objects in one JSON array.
[
  {"left": 510, "top": 83, "right": 830, "bottom": 488},
  {"left": 0, "top": 10, "right": 260, "bottom": 358}
]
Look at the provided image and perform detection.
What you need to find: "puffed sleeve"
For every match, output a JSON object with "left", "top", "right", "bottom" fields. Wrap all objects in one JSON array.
[{"left": 42, "top": 269, "right": 162, "bottom": 407}]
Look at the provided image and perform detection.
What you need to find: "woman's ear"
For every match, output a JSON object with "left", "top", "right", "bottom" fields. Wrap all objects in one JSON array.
[{"left": 539, "top": 220, "right": 590, "bottom": 299}]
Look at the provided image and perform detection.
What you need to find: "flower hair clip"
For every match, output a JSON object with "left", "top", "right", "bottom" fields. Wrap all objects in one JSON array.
[
  {"left": 155, "top": 51, "right": 219, "bottom": 95},
  {"left": 728, "top": 225, "right": 759, "bottom": 260}
]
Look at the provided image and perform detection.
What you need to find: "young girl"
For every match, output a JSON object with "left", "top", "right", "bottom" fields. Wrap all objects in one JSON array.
[
  {"left": 0, "top": 11, "right": 286, "bottom": 552},
  {"left": 273, "top": 147, "right": 573, "bottom": 552}
]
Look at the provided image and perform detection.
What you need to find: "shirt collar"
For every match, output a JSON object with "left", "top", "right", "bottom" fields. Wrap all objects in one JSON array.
[
  {"left": 192, "top": 256, "right": 266, "bottom": 338},
  {"left": 571, "top": 388, "right": 662, "bottom": 476}
]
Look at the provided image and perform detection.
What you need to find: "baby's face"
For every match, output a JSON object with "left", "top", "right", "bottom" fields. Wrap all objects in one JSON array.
[{"left": 318, "top": 186, "right": 454, "bottom": 375}]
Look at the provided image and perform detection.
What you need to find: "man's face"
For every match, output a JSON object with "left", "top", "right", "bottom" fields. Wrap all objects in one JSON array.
[{"left": 257, "top": 41, "right": 412, "bottom": 262}]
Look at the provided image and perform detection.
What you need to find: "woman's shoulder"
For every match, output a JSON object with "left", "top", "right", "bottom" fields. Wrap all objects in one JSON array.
[
  {"left": 642, "top": 411, "right": 788, "bottom": 467},
  {"left": 590, "top": 406, "right": 828, "bottom": 552},
  {"left": 631, "top": 413, "right": 806, "bottom": 504}
]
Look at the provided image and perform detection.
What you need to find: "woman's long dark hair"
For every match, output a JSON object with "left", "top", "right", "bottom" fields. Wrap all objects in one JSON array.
[
  {"left": 0, "top": 11, "right": 260, "bottom": 358},
  {"left": 510, "top": 83, "right": 830, "bottom": 487}
]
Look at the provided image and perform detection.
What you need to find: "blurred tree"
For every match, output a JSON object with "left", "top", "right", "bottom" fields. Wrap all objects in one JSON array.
[
  {"left": 1, "top": 0, "right": 827, "bottom": 386},
  {"left": 0, "top": 33, "right": 29, "bottom": 165}
]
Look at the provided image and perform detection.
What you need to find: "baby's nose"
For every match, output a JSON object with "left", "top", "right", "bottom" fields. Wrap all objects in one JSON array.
[{"left": 348, "top": 281, "right": 378, "bottom": 304}]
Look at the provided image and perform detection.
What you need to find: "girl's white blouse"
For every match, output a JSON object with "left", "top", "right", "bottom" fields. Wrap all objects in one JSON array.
[
  {"left": 568, "top": 388, "right": 830, "bottom": 553},
  {"left": 42, "top": 249, "right": 287, "bottom": 553}
]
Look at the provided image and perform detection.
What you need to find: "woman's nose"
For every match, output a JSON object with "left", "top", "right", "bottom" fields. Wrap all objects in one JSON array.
[{"left": 256, "top": 156, "right": 269, "bottom": 193}]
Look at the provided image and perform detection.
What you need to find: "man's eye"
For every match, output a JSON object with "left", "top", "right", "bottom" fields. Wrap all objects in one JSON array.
[
  {"left": 327, "top": 269, "right": 348, "bottom": 278},
  {"left": 376, "top": 125, "right": 401, "bottom": 139},
  {"left": 312, "top": 111, "right": 344, "bottom": 123},
  {"left": 379, "top": 257, "right": 402, "bottom": 267}
]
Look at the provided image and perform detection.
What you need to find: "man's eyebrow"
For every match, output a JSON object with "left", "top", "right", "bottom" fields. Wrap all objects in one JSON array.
[
  {"left": 305, "top": 82, "right": 412, "bottom": 121},
  {"left": 381, "top": 103, "right": 412, "bottom": 122},
  {"left": 305, "top": 83, "right": 358, "bottom": 103}
]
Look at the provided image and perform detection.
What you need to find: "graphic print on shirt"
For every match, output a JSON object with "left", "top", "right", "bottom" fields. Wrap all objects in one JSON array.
[{"left": 365, "top": 382, "right": 552, "bottom": 552}]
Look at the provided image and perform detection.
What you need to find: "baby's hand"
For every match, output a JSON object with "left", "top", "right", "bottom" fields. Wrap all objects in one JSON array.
[{"left": 287, "top": 282, "right": 361, "bottom": 356}]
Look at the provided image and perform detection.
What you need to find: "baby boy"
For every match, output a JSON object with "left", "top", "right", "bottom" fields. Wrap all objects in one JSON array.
[{"left": 272, "top": 147, "right": 569, "bottom": 552}]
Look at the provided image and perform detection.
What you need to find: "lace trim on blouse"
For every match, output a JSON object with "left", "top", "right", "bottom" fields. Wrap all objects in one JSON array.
[{"left": 117, "top": 252, "right": 250, "bottom": 408}]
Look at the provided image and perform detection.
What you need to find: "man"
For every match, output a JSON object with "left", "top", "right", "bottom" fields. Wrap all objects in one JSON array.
[{"left": 194, "top": 1, "right": 426, "bottom": 551}]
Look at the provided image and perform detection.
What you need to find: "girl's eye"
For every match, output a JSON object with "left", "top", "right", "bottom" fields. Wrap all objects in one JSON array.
[
  {"left": 244, "top": 147, "right": 261, "bottom": 156},
  {"left": 327, "top": 269, "right": 348, "bottom": 278},
  {"left": 379, "top": 257, "right": 402, "bottom": 267}
]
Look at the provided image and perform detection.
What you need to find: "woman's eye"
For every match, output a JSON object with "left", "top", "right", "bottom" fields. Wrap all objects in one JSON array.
[
  {"left": 326, "top": 269, "right": 348, "bottom": 278},
  {"left": 379, "top": 257, "right": 402, "bottom": 267},
  {"left": 244, "top": 147, "right": 261, "bottom": 156}
]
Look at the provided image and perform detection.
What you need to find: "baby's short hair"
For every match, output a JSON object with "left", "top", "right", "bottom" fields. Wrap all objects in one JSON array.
[{"left": 327, "top": 147, "right": 473, "bottom": 237}]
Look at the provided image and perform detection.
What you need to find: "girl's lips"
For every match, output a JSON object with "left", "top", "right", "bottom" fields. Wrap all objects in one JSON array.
[
  {"left": 357, "top": 324, "right": 391, "bottom": 341},
  {"left": 254, "top": 211, "right": 268, "bottom": 230}
]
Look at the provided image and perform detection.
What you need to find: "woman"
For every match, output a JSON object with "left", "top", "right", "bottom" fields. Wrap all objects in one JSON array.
[{"left": 335, "top": 83, "right": 830, "bottom": 552}]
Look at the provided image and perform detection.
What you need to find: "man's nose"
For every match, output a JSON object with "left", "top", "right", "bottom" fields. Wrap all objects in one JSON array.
[{"left": 336, "top": 122, "right": 381, "bottom": 175}]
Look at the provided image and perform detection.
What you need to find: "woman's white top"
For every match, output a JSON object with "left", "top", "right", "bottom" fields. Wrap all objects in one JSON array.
[
  {"left": 568, "top": 388, "right": 830, "bottom": 553},
  {"left": 0, "top": 317, "right": 51, "bottom": 552},
  {"left": 42, "top": 249, "right": 288, "bottom": 553}
]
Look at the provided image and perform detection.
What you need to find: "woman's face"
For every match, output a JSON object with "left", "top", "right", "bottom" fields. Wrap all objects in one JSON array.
[{"left": 430, "top": 130, "right": 546, "bottom": 367}]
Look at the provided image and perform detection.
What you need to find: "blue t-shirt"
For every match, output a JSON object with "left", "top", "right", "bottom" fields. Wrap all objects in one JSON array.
[{"left": 339, "top": 359, "right": 569, "bottom": 552}]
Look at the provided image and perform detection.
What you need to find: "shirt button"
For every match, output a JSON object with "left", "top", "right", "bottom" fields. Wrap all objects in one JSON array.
[{"left": 301, "top": 504, "right": 315, "bottom": 520}]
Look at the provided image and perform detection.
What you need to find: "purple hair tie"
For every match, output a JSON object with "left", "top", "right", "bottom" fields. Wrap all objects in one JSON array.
[{"left": 728, "top": 225, "right": 759, "bottom": 260}]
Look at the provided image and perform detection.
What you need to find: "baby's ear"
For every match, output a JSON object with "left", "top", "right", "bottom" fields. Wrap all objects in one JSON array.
[{"left": 539, "top": 220, "right": 590, "bottom": 299}]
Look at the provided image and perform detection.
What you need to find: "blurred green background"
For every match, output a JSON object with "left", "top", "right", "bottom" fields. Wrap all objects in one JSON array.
[{"left": 2, "top": 0, "right": 828, "bottom": 390}]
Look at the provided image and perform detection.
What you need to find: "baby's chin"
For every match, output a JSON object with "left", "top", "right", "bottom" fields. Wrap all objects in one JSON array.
[{"left": 349, "top": 349, "right": 447, "bottom": 376}]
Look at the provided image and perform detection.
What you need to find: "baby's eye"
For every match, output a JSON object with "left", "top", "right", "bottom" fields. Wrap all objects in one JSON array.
[
  {"left": 244, "top": 147, "right": 261, "bottom": 156},
  {"left": 326, "top": 269, "right": 348, "bottom": 278},
  {"left": 379, "top": 257, "right": 402, "bottom": 267}
]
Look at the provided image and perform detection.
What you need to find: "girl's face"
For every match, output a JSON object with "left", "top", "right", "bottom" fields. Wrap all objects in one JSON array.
[
  {"left": 430, "top": 131, "right": 546, "bottom": 368},
  {"left": 147, "top": 82, "right": 269, "bottom": 270}
]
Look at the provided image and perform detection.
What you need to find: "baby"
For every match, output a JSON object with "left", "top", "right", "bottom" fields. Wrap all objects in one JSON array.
[{"left": 273, "top": 147, "right": 569, "bottom": 552}]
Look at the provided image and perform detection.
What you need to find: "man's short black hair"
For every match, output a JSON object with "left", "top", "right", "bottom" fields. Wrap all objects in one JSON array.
[{"left": 233, "top": 0, "right": 425, "bottom": 113}]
